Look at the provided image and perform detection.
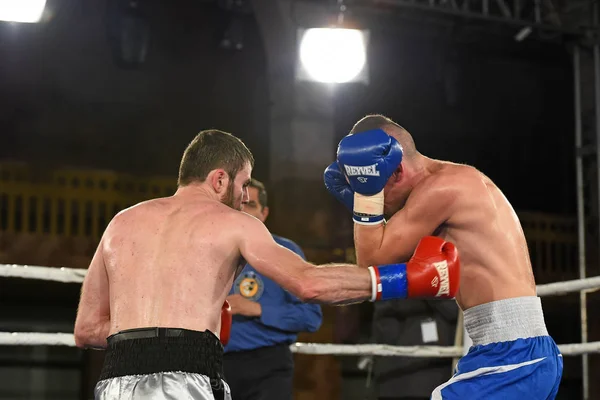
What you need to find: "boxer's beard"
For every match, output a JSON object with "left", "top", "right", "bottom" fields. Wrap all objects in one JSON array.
[{"left": 221, "top": 181, "right": 237, "bottom": 210}]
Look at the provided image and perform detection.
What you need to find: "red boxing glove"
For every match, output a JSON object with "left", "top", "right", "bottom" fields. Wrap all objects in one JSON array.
[
  {"left": 406, "top": 236, "right": 460, "bottom": 298},
  {"left": 368, "top": 236, "right": 460, "bottom": 301},
  {"left": 220, "top": 300, "right": 232, "bottom": 346}
]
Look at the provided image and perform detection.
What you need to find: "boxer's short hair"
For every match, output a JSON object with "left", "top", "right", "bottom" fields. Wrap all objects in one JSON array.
[
  {"left": 178, "top": 129, "right": 254, "bottom": 186},
  {"left": 350, "top": 114, "right": 417, "bottom": 158},
  {"left": 249, "top": 178, "right": 268, "bottom": 209},
  {"left": 350, "top": 114, "right": 404, "bottom": 135}
]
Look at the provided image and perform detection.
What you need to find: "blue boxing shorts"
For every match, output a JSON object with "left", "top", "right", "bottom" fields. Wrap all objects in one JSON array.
[{"left": 431, "top": 296, "right": 563, "bottom": 400}]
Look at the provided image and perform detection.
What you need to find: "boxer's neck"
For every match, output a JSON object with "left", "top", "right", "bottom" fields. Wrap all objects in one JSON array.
[
  {"left": 403, "top": 154, "right": 437, "bottom": 188},
  {"left": 174, "top": 183, "right": 220, "bottom": 202}
]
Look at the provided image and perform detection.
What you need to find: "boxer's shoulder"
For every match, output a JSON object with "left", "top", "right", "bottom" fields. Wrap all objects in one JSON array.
[
  {"left": 412, "top": 165, "right": 464, "bottom": 200},
  {"left": 99, "top": 199, "right": 163, "bottom": 248},
  {"left": 434, "top": 162, "right": 480, "bottom": 179},
  {"left": 425, "top": 163, "right": 490, "bottom": 195},
  {"left": 440, "top": 163, "right": 501, "bottom": 202},
  {"left": 103, "top": 202, "right": 141, "bottom": 233},
  {"left": 224, "top": 207, "right": 267, "bottom": 240},
  {"left": 112, "top": 197, "right": 168, "bottom": 220},
  {"left": 406, "top": 163, "right": 487, "bottom": 217}
]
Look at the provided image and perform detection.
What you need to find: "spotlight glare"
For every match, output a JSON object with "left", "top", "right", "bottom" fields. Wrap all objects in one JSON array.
[
  {"left": 299, "top": 28, "right": 367, "bottom": 84},
  {"left": 0, "top": 0, "right": 47, "bottom": 23}
]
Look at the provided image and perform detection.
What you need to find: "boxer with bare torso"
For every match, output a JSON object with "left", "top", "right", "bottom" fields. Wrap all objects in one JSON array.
[
  {"left": 74, "top": 129, "right": 460, "bottom": 400},
  {"left": 324, "top": 114, "right": 563, "bottom": 399}
]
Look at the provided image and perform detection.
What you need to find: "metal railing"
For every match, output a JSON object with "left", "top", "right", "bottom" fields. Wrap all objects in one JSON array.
[{"left": 0, "top": 162, "right": 580, "bottom": 280}]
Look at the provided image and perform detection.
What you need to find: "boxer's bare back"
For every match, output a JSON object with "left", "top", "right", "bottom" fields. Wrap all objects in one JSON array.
[
  {"left": 102, "top": 197, "right": 246, "bottom": 336},
  {"left": 75, "top": 164, "right": 374, "bottom": 349}
]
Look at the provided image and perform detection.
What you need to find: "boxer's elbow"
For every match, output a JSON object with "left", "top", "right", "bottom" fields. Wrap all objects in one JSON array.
[
  {"left": 293, "top": 270, "right": 328, "bottom": 303},
  {"left": 74, "top": 324, "right": 93, "bottom": 348},
  {"left": 292, "top": 281, "right": 319, "bottom": 303},
  {"left": 286, "top": 270, "right": 318, "bottom": 303},
  {"left": 356, "top": 245, "right": 379, "bottom": 268},
  {"left": 355, "top": 254, "right": 372, "bottom": 269},
  {"left": 74, "top": 331, "right": 108, "bottom": 350},
  {"left": 74, "top": 317, "right": 109, "bottom": 349}
]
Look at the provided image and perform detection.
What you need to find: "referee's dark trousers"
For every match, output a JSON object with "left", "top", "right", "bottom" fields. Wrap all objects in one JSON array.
[{"left": 223, "top": 344, "right": 294, "bottom": 400}]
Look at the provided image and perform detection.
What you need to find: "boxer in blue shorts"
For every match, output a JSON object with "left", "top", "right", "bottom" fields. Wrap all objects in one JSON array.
[{"left": 324, "top": 114, "right": 563, "bottom": 399}]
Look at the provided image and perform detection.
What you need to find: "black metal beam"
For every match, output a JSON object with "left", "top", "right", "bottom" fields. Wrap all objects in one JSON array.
[
  {"left": 293, "top": 0, "right": 596, "bottom": 41},
  {"left": 361, "top": 0, "right": 591, "bottom": 36}
]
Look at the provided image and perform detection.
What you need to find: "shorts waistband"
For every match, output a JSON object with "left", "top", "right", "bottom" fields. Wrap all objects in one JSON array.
[
  {"left": 99, "top": 327, "right": 224, "bottom": 381},
  {"left": 106, "top": 327, "right": 215, "bottom": 344},
  {"left": 464, "top": 296, "right": 548, "bottom": 346}
]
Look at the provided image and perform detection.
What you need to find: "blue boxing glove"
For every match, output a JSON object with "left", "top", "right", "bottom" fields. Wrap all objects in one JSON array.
[
  {"left": 336, "top": 129, "right": 403, "bottom": 225},
  {"left": 324, "top": 162, "right": 354, "bottom": 212}
]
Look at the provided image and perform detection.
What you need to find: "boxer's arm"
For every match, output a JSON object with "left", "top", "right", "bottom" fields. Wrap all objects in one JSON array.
[
  {"left": 257, "top": 242, "right": 323, "bottom": 332},
  {"left": 354, "top": 177, "right": 457, "bottom": 267},
  {"left": 238, "top": 214, "right": 371, "bottom": 305},
  {"left": 74, "top": 238, "right": 111, "bottom": 349}
]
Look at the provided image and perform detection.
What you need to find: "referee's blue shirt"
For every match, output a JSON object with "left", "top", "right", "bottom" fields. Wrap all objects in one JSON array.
[{"left": 224, "top": 235, "right": 323, "bottom": 353}]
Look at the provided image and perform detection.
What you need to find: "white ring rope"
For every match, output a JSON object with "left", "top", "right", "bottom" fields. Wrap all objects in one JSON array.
[
  {"left": 1, "top": 332, "right": 599, "bottom": 357},
  {"left": 1, "top": 263, "right": 599, "bottom": 357},
  {"left": 535, "top": 276, "right": 600, "bottom": 296},
  {"left": 0, "top": 264, "right": 87, "bottom": 283},
  {"left": 2, "top": 263, "right": 599, "bottom": 296},
  {"left": 0, "top": 332, "right": 76, "bottom": 347},
  {"left": 291, "top": 341, "right": 600, "bottom": 357},
  {"left": 292, "top": 343, "right": 465, "bottom": 357}
]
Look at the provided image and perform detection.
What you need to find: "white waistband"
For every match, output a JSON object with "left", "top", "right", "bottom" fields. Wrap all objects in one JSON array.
[{"left": 463, "top": 296, "right": 548, "bottom": 346}]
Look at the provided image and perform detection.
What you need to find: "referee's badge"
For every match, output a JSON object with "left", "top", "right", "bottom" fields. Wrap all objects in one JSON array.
[{"left": 234, "top": 271, "right": 264, "bottom": 301}]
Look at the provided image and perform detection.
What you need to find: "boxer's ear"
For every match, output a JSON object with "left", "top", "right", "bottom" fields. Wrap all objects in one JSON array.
[
  {"left": 210, "top": 169, "right": 229, "bottom": 193},
  {"left": 394, "top": 163, "right": 403, "bottom": 182}
]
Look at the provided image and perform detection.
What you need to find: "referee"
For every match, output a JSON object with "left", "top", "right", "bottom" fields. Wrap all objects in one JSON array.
[{"left": 223, "top": 178, "right": 323, "bottom": 400}]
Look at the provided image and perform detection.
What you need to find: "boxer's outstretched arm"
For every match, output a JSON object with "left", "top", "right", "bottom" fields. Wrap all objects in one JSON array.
[
  {"left": 355, "top": 175, "right": 456, "bottom": 267},
  {"left": 74, "top": 237, "right": 111, "bottom": 349},
  {"left": 238, "top": 214, "right": 371, "bottom": 305}
]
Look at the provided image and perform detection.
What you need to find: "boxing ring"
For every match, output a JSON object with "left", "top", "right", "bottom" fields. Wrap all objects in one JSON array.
[{"left": 1, "top": 263, "right": 599, "bottom": 370}]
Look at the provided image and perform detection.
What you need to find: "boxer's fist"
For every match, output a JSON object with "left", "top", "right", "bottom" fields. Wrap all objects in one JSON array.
[
  {"left": 324, "top": 162, "right": 354, "bottom": 212},
  {"left": 406, "top": 236, "right": 459, "bottom": 298},
  {"left": 368, "top": 236, "right": 459, "bottom": 301},
  {"left": 220, "top": 300, "right": 232, "bottom": 346},
  {"left": 336, "top": 129, "right": 403, "bottom": 196}
]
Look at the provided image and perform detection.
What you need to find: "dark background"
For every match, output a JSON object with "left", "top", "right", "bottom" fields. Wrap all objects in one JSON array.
[
  {"left": 0, "top": 0, "right": 575, "bottom": 214},
  {"left": 0, "top": 0, "right": 585, "bottom": 399}
]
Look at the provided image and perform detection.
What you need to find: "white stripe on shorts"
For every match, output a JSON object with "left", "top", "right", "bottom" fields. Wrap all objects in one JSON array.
[{"left": 430, "top": 357, "right": 546, "bottom": 400}]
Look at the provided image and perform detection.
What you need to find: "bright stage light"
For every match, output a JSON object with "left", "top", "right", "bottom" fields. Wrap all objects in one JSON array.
[
  {"left": 298, "top": 28, "right": 367, "bottom": 84},
  {"left": 0, "top": 0, "right": 47, "bottom": 23}
]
